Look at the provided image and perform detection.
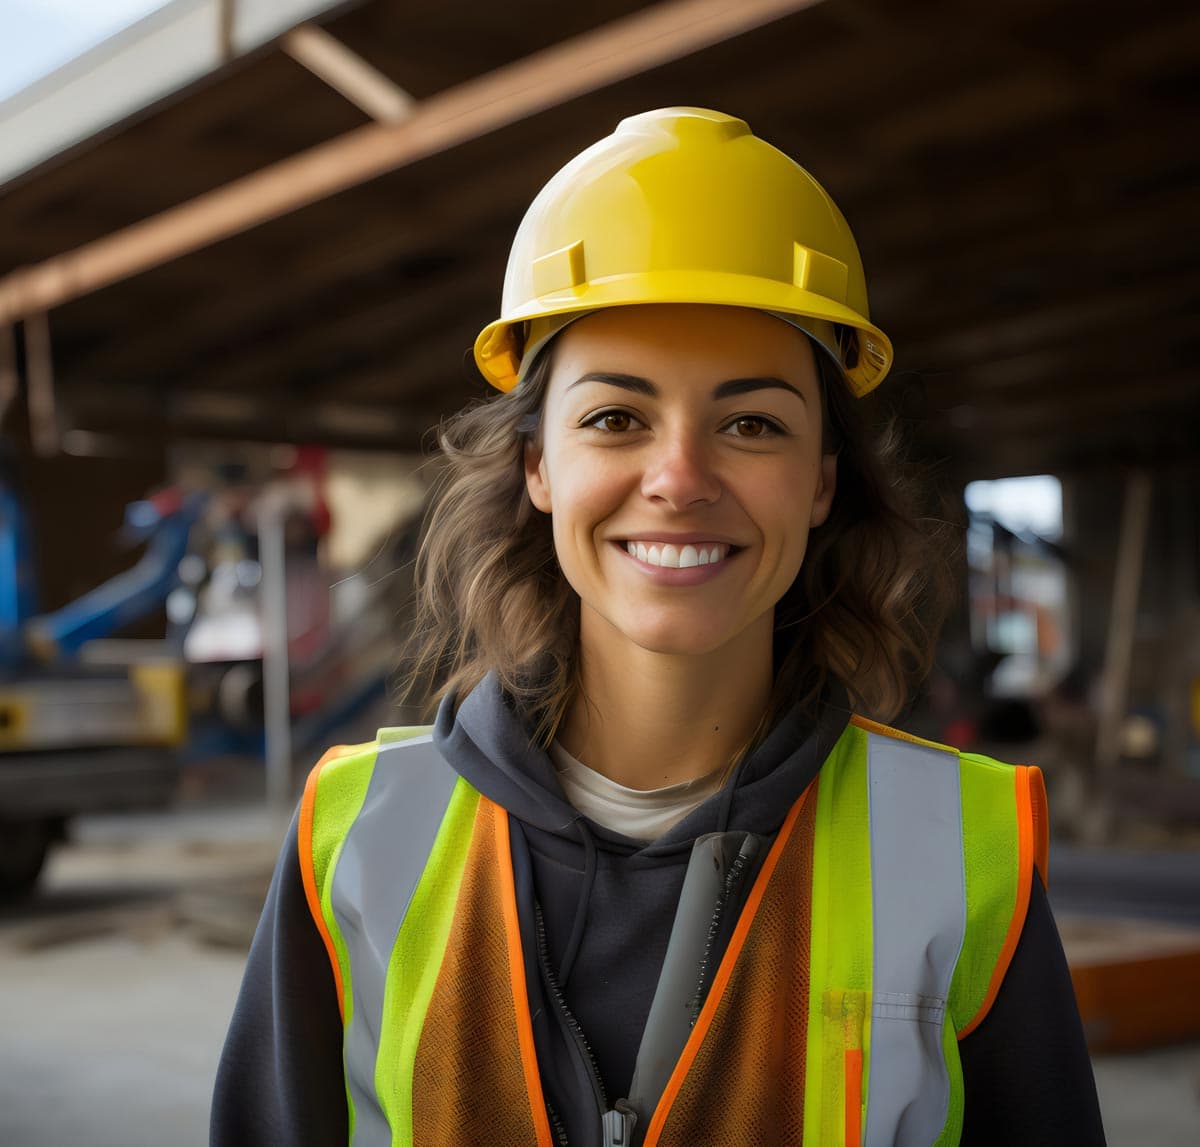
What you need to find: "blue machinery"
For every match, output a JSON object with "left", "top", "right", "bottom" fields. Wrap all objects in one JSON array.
[{"left": 1, "top": 484, "right": 205, "bottom": 674}]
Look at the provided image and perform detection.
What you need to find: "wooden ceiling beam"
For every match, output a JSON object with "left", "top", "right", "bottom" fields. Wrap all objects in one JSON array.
[
  {"left": 145, "top": 260, "right": 501, "bottom": 398},
  {"left": 899, "top": 273, "right": 1199, "bottom": 370},
  {"left": 330, "top": 332, "right": 487, "bottom": 405},
  {"left": 62, "top": 152, "right": 545, "bottom": 375},
  {"left": 281, "top": 23, "right": 416, "bottom": 123},
  {"left": 0, "top": 0, "right": 827, "bottom": 325},
  {"left": 928, "top": 369, "right": 1198, "bottom": 437},
  {"left": 866, "top": 161, "right": 1197, "bottom": 271},
  {"left": 60, "top": 377, "right": 446, "bottom": 452}
]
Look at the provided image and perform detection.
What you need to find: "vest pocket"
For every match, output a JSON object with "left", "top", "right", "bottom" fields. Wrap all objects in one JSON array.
[
  {"left": 867, "top": 991, "right": 950, "bottom": 1146},
  {"left": 871, "top": 991, "right": 946, "bottom": 1025},
  {"left": 821, "top": 989, "right": 866, "bottom": 1147}
]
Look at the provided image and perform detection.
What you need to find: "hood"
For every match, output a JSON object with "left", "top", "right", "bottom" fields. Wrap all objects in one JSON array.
[{"left": 433, "top": 670, "right": 851, "bottom": 855}]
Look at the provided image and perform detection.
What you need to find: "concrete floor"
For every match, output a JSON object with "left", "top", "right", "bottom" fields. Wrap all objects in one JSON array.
[
  {"left": 0, "top": 933, "right": 245, "bottom": 1147},
  {"left": 1, "top": 802, "right": 1197, "bottom": 1146}
]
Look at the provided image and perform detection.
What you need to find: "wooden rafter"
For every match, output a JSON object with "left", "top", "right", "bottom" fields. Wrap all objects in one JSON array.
[
  {"left": 282, "top": 23, "right": 415, "bottom": 123},
  {"left": 0, "top": 0, "right": 825, "bottom": 325}
]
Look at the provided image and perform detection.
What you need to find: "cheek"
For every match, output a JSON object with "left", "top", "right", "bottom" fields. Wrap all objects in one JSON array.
[
  {"left": 754, "top": 465, "right": 820, "bottom": 577},
  {"left": 544, "top": 471, "right": 607, "bottom": 561}
]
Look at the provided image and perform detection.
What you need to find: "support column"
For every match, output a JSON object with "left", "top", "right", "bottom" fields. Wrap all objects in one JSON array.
[{"left": 257, "top": 488, "right": 293, "bottom": 813}]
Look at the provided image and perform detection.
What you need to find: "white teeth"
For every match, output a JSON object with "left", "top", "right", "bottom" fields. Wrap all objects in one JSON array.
[{"left": 625, "top": 542, "right": 731, "bottom": 568}]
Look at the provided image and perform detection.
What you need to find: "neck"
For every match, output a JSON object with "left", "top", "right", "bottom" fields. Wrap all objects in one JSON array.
[{"left": 558, "top": 609, "right": 774, "bottom": 790}]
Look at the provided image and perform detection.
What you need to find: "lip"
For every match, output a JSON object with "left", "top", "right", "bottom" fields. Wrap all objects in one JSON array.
[{"left": 617, "top": 531, "right": 742, "bottom": 546}]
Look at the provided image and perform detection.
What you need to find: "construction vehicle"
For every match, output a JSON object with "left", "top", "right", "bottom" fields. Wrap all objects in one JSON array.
[{"left": 0, "top": 483, "right": 199, "bottom": 899}]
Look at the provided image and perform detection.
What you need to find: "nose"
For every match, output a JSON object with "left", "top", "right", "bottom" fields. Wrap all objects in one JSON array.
[{"left": 639, "top": 429, "right": 722, "bottom": 508}]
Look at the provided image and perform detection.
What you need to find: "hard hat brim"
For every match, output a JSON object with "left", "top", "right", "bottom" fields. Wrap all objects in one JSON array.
[{"left": 474, "top": 269, "right": 893, "bottom": 397}]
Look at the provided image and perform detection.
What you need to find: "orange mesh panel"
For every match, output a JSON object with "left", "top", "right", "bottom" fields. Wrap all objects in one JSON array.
[
  {"left": 411, "top": 799, "right": 542, "bottom": 1145},
  {"left": 655, "top": 792, "right": 817, "bottom": 1146}
]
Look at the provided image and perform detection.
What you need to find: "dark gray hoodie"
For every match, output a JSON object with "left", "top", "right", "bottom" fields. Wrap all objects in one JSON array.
[{"left": 211, "top": 674, "right": 1105, "bottom": 1146}]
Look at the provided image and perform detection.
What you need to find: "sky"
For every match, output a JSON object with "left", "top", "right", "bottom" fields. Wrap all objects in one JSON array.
[
  {"left": 965, "top": 475, "right": 1063, "bottom": 540},
  {"left": 0, "top": 0, "right": 173, "bottom": 104}
]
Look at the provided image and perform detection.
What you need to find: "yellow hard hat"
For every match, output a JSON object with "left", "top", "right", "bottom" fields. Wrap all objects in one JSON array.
[{"left": 474, "top": 107, "right": 892, "bottom": 397}]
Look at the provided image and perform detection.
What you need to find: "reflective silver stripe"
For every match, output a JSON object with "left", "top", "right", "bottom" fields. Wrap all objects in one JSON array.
[
  {"left": 863, "top": 734, "right": 966, "bottom": 1147},
  {"left": 329, "top": 734, "right": 460, "bottom": 1147}
]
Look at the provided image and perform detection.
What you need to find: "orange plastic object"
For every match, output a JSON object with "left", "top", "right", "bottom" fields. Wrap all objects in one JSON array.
[{"left": 1062, "top": 916, "right": 1200, "bottom": 1053}]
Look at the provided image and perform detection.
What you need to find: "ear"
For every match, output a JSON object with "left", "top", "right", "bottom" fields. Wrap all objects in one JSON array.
[
  {"left": 523, "top": 439, "right": 552, "bottom": 513},
  {"left": 809, "top": 451, "right": 838, "bottom": 528}
]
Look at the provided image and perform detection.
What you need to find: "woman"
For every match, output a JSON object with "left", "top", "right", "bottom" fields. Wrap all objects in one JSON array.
[{"left": 212, "top": 108, "right": 1104, "bottom": 1146}]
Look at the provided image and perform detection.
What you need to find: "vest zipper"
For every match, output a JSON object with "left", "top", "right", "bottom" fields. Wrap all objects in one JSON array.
[
  {"left": 535, "top": 900, "right": 639, "bottom": 1146},
  {"left": 687, "top": 844, "right": 752, "bottom": 1023}
]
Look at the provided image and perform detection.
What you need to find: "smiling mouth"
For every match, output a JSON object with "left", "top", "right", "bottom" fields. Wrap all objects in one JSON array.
[{"left": 622, "top": 541, "right": 734, "bottom": 568}]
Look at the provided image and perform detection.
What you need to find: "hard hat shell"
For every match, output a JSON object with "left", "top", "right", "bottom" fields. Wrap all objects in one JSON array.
[{"left": 474, "top": 107, "right": 892, "bottom": 396}]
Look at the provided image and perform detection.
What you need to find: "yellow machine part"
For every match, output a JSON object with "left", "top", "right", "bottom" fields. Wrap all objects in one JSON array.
[{"left": 0, "top": 660, "right": 187, "bottom": 752}]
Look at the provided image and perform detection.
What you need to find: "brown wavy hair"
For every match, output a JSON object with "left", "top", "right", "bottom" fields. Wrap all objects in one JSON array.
[{"left": 402, "top": 337, "right": 954, "bottom": 745}]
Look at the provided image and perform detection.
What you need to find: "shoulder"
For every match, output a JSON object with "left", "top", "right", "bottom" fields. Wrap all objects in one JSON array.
[
  {"left": 298, "top": 728, "right": 436, "bottom": 890},
  {"left": 849, "top": 713, "right": 958, "bottom": 754},
  {"left": 849, "top": 716, "right": 1048, "bottom": 855},
  {"left": 301, "top": 726, "right": 438, "bottom": 813},
  {"left": 304, "top": 725, "right": 437, "bottom": 787},
  {"left": 847, "top": 715, "right": 1052, "bottom": 1035}
]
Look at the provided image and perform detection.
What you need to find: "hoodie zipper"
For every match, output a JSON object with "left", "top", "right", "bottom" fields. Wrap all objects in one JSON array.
[
  {"left": 535, "top": 901, "right": 638, "bottom": 1146},
  {"left": 545, "top": 1099, "right": 570, "bottom": 1147},
  {"left": 533, "top": 840, "right": 757, "bottom": 1147}
]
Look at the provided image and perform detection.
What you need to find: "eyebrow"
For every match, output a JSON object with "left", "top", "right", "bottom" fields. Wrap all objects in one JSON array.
[{"left": 567, "top": 371, "right": 808, "bottom": 403}]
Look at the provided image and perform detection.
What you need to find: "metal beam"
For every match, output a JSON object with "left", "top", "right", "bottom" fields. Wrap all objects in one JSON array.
[
  {"left": 282, "top": 23, "right": 415, "bottom": 123},
  {"left": 0, "top": 0, "right": 825, "bottom": 324}
]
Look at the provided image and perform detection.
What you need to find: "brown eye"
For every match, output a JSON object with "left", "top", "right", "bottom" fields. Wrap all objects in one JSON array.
[
  {"left": 730, "top": 416, "right": 773, "bottom": 437},
  {"left": 586, "top": 410, "right": 637, "bottom": 432}
]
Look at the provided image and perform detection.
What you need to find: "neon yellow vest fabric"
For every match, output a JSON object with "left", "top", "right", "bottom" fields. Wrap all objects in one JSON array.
[{"left": 299, "top": 717, "right": 1047, "bottom": 1146}]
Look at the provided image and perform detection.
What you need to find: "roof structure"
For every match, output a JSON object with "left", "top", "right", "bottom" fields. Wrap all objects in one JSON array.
[{"left": 0, "top": 0, "right": 1197, "bottom": 478}]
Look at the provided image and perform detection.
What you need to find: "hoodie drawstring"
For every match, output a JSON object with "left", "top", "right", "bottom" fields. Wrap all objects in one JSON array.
[{"left": 558, "top": 819, "right": 598, "bottom": 989}]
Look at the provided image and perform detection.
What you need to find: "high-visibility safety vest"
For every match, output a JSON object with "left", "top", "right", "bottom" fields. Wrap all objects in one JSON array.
[{"left": 299, "top": 715, "right": 1048, "bottom": 1147}]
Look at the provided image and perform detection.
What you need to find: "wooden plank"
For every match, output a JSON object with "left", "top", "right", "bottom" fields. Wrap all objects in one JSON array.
[
  {"left": 282, "top": 23, "right": 416, "bottom": 123},
  {"left": 0, "top": 0, "right": 826, "bottom": 324}
]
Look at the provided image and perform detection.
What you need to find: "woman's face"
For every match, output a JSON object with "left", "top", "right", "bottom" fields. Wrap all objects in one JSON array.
[{"left": 524, "top": 303, "right": 836, "bottom": 661}]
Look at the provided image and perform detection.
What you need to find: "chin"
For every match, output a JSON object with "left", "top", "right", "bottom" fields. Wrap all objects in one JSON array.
[{"left": 621, "top": 616, "right": 743, "bottom": 659}]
